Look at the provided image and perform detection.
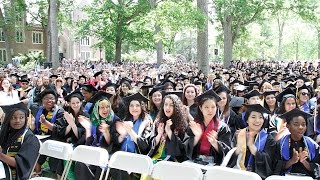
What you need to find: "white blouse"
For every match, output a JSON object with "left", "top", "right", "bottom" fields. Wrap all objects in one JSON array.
[{"left": 0, "top": 90, "right": 20, "bottom": 105}]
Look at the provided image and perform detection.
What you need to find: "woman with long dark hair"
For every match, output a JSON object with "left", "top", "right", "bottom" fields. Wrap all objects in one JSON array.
[
  {"left": 148, "top": 94, "right": 189, "bottom": 162},
  {"left": 188, "top": 90, "right": 232, "bottom": 165},
  {"left": 0, "top": 103, "right": 40, "bottom": 179},
  {"left": 148, "top": 86, "right": 163, "bottom": 121},
  {"left": 182, "top": 84, "right": 198, "bottom": 118}
]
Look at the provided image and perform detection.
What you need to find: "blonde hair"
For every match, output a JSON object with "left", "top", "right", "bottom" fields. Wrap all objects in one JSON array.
[{"left": 99, "top": 99, "right": 111, "bottom": 108}]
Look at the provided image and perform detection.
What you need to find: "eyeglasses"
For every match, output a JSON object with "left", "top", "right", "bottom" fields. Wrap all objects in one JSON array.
[
  {"left": 301, "top": 92, "right": 310, "bottom": 96},
  {"left": 56, "top": 80, "right": 62, "bottom": 82}
]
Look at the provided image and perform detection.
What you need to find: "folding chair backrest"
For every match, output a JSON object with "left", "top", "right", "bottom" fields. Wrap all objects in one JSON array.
[
  {"left": 108, "top": 151, "right": 153, "bottom": 175},
  {"left": 204, "top": 166, "right": 261, "bottom": 180},
  {"left": 39, "top": 140, "right": 73, "bottom": 160},
  {"left": 71, "top": 145, "right": 109, "bottom": 167},
  {"left": 266, "top": 175, "right": 313, "bottom": 180},
  {"left": 151, "top": 161, "right": 203, "bottom": 180},
  {"left": 221, "top": 147, "right": 237, "bottom": 167}
]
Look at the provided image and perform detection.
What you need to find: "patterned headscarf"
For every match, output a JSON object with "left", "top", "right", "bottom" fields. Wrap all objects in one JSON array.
[{"left": 90, "top": 99, "right": 114, "bottom": 126}]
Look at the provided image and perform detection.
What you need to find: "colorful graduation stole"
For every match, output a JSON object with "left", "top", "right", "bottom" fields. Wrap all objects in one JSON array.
[
  {"left": 199, "top": 119, "right": 219, "bottom": 156},
  {"left": 121, "top": 119, "right": 143, "bottom": 153},
  {"left": 6, "top": 129, "right": 28, "bottom": 179},
  {"left": 241, "top": 112, "right": 248, "bottom": 127},
  {"left": 238, "top": 129, "right": 268, "bottom": 171},
  {"left": 280, "top": 134, "right": 316, "bottom": 174},
  {"left": 35, "top": 106, "right": 59, "bottom": 135},
  {"left": 84, "top": 102, "right": 93, "bottom": 113},
  {"left": 246, "top": 130, "right": 268, "bottom": 171}
]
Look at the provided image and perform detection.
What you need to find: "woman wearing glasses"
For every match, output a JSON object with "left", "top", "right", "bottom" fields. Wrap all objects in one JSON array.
[{"left": 296, "top": 84, "right": 312, "bottom": 114}]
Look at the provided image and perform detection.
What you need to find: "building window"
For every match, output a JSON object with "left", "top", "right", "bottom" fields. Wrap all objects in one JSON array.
[
  {"left": 0, "top": 49, "right": 7, "bottom": 62},
  {"left": 0, "top": 29, "right": 4, "bottom": 42},
  {"left": 80, "top": 51, "right": 91, "bottom": 60},
  {"left": 80, "top": 37, "right": 90, "bottom": 46},
  {"left": 28, "top": 50, "right": 44, "bottom": 54},
  {"left": 16, "top": 30, "right": 24, "bottom": 43},
  {"left": 32, "top": 31, "right": 43, "bottom": 44}
]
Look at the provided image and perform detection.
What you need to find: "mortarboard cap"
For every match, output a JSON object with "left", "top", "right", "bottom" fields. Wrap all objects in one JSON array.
[
  {"left": 149, "top": 85, "right": 164, "bottom": 97},
  {"left": 39, "top": 88, "right": 57, "bottom": 101},
  {"left": 0, "top": 102, "right": 29, "bottom": 116},
  {"left": 81, "top": 84, "right": 98, "bottom": 93},
  {"left": 243, "top": 90, "right": 261, "bottom": 99},
  {"left": 244, "top": 104, "right": 270, "bottom": 114},
  {"left": 297, "top": 84, "right": 309, "bottom": 92},
  {"left": 230, "top": 97, "right": 245, "bottom": 108},
  {"left": 102, "top": 81, "right": 119, "bottom": 90},
  {"left": 118, "top": 77, "right": 133, "bottom": 85},
  {"left": 195, "top": 89, "right": 221, "bottom": 102},
  {"left": 49, "top": 74, "right": 58, "bottom": 79},
  {"left": 295, "top": 75, "right": 307, "bottom": 82},
  {"left": 214, "top": 85, "right": 231, "bottom": 94},
  {"left": 123, "top": 92, "right": 149, "bottom": 103},
  {"left": 88, "top": 91, "right": 113, "bottom": 103},
  {"left": 64, "top": 91, "right": 83, "bottom": 102},
  {"left": 279, "top": 108, "right": 312, "bottom": 123},
  {"left": 263, "top": 90, "right": 278, "bottom": 97},
  {"left": 275, "top": 88, "right": 296, "bottom": 102}
]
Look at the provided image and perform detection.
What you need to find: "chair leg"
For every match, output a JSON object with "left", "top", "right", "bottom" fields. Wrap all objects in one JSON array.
[
  {"left": 99, "top": 168, "right": 105, "bottom": 180},
  {"left": 28, "top": 154, "right": 40, "bottom": 179},
  {"left": 61, "top": 160, "right": 72, "bottom": 180},
  {"left": 104, "top": 168, "right": 110, "bottom": 180}
]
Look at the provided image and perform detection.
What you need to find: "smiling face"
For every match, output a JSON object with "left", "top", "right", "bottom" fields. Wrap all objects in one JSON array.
[
  {"left": 1, "top": 79, "right": 10, "bottom": 89},
  {"left": 247, "top": 111, "right": 264, "bottom": 132},
  {"left": 42, "top": 94, "right": 56, "bottom": 109},
  {"left": 10, "top": 110, "right": 26, "bottom": 130},
  {"left": 152, "top": 91, "right": 162, "bottom": 107},
  {"left": 70, "top": 97, "right": 81, "bottom": 112},
  {"left": 284, "top": 98, "right": 296, "bottom": 112},
  {"left": 265, "top": 94, "right": 276, "bottom": 107},
  {"left": 129, "top": 100, "right": 142, "bottom": 119},
  {"left": 247, "top": 96, "right": 261, "bottom": 105},
  {"left": 163, "top": 98, "right": 174, "bottom": 118},
  {"left": 185, "top": 86, "right": 196, "bottom": 101},
  {"left": 287, "top": 116, "right": 306, "bottom": 141},
  {"left": 98, "top": 100, "right": 111, "bottom": 118},
  {"left": 299, "top": 89, "right": 310, "bottom": 103},
  {"left": 199, "top": 99, "right": 217, "bottom": 120}
]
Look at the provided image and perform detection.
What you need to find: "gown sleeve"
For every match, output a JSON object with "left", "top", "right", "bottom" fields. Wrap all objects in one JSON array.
[
  {"left": 253, "top": 134, "right": 277, "bottom": 179},
  {"left": 165, "top": 131, "right": 190, "bottom": 162},
  {"left": 51, "top": 108, "right": 66, "bottom": 141},
  {"left": 136, "top": 120, "right": 152, "bottom": 155},
  {"left": 15, "top": 131, "right": 41, "bottom": 180},
  {"left": 212, "top": 123, "right": 233, "bottom": 165}
]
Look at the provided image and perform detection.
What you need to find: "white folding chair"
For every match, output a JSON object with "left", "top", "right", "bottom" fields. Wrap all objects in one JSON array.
[
  {"left": 104, "top": 151, "right": 153, "bottom": 180},
  {"left": 151, "top": 161, "right": 203, "bottom": 180},
  {"left": 266, "top": 175, "right": 313, "bottom": 180},
  {"left": 221, "top": 147, "right": 237, "bottom": 167},
  {"left": 29, "top": 140, "right": 73, "bottom": 180},
  {"left": 65, "top": 145, "right": 109, "bottom": 180},
  {"left": 204, "top": 166, "right": 262, "bottom": 180}
]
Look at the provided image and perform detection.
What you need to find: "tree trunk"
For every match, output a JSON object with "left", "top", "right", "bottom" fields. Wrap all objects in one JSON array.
[
  {"left": 115, "top": 23, "right": 123, "bottom": 63},
  {"left": 318, "top": 29, "right": 320, "bottom": 60},
  {"left": 223, "top": 15, "right": 232, "bottom": 68},
  {"left": 0, "top": 8, "right": 12, "bottom": 63},
  {"left": 197, "top": 0, "right": 209, "bottom": 75},
  {"left": 49, "top": 0, "right": 59, "bottom": 69},
  {"left": 155, "top": 25, "right": 163, "bottom": 66},
  {"left": 150, "top": 0, "right": 163, "bottom": 66},
  {"left": 277, "top": 17, "right": 285, "bottom": 61}
]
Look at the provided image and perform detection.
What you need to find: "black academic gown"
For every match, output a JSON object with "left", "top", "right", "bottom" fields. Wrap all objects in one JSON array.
[
  {"left": 148, "top": 122, "right": 190, "bottom": 163},
  {"left": 274, "top": 135, "right": 320, "bottom": 179},
  {"left": 187, "top": 122, "right": 232, "bottom": 165},
  {"left": 228, "top": 133, "right": 276, "bottom": 179},
  {"left": 2, "top": 129, "right": 40, "bottom": 180},
  {"left": 74, "top": 115, "right": 120, "bottom": 180}
]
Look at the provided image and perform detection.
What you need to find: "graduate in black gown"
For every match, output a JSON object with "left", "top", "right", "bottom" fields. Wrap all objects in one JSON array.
[
  {"left": 0, "top": 103, "right": 40, "bottom": 180},
  {"left": 187, "top": 89, "right": 232, "bottom": 165},
  {"left": 228, "top": 104, "right": 277, "bottom": 179},
  {"left": 274, "top": 109, "right": 320, "bottom": 179},
  {"left": 74, "top": 91, "right": 120, "bottom": 180}
]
